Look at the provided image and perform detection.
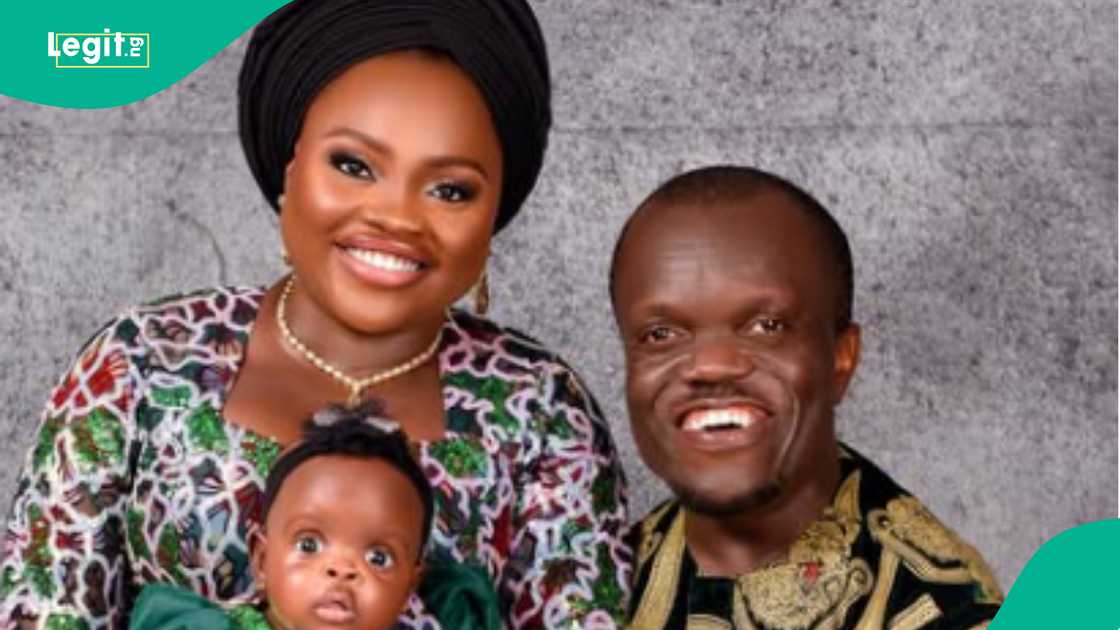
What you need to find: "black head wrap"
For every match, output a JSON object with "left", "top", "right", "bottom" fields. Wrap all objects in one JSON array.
[{"left": 238, "top": 0, "right": 552, "bottom": 233}]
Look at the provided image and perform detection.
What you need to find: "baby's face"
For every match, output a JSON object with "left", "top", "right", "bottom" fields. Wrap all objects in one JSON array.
[{"left": 253, "top": 455, "right": 426, "bottom": 630}]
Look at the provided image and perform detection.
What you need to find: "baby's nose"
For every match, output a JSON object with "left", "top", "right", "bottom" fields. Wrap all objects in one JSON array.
[{"left": 325, "top": 560, "right": 359, "bottom": 581}]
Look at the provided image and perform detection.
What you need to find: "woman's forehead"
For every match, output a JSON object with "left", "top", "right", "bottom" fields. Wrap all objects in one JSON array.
[{"left": 298, "top": 53, "right": 501, "bottom": 164}]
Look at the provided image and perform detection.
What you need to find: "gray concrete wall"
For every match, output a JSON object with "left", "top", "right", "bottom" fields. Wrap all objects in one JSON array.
[{"left": 0, "top": 1, "right": 1115, "bottom": 592}]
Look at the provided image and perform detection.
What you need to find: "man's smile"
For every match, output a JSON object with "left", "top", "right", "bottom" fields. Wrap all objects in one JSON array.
[{"left": 672, "top": 402, "right": 775, "bottom": 452}]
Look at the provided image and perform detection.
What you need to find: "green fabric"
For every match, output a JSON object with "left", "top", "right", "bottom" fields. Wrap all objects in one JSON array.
[
  {"left": 129, "top": 584, "right": 271, "bottom": 630},
  {"left": 227, "top": 605, "right": 272, "bottom": 630},
  {"left": 420, "top": 561, "right": 502, "bottom": 630}
]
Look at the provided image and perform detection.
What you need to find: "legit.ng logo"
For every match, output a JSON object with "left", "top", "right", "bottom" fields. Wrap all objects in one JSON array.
[{"left": 47, "top": 29, "right": 150, "bottom": 68}]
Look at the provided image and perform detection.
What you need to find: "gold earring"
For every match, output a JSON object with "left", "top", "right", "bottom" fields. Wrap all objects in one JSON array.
[
  {"left": 281, "top": 246, "right": 291, "bottom": 266},
  {"left": 277, "top": 193, "right": 286, "bottom": 208},
  {"left": 473, "top": 270, "right": 490, "bottom": 315}
]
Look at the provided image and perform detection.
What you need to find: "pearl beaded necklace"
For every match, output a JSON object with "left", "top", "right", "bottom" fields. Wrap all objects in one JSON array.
[{"left": 275, "top": 276, "right": 442, "bottom": 407}]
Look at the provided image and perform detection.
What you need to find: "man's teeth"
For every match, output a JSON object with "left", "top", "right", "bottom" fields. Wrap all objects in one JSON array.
[
  {"left": 682, "top": 409, "right": 757, "bottom": 432},
  {"left": 345, "top": 248, "right": 421, "bottom": 272}
]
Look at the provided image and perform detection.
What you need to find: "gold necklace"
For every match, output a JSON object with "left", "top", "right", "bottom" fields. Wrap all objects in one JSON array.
[{"left": 275, "top": 276, "right": 442, "bottom": 407}]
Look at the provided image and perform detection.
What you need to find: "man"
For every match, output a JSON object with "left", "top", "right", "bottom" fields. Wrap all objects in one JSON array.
[{"left": 612, "top": 166, "right": 1003, "bottom": 629}]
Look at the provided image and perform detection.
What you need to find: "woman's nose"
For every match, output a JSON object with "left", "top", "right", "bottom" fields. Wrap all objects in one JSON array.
[{"left": 357, "top": 180, "right": 424, "bottom": 234}]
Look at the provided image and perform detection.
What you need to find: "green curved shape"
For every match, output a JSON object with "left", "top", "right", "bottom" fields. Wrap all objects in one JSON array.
[
  {"left": 0, "top": 1, "right": 289, "bottom": 109},
  {"left": 990, "top": 518, "right": 1120, "bottom": 629}
]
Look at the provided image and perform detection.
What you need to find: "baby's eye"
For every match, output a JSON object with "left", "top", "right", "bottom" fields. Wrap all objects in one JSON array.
[
  {"left": 294, "top": 535, "right": 322, "bottom": 554},
  {"left": 427, "top": 181, "right": 476, "bottom": 203},
  {"left": 748, "top": 317, "right": 786, "bottom": 334},
  {"left": 365, "top": 547, "right": 396, "bottom": 569},
  {"left": 638, "top": 325, "right": 677, "bottom": 345},
  {"left": 329, "top": 152, "right": 373, "bottom": 179}
]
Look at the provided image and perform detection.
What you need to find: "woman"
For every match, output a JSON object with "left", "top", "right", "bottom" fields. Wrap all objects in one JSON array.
[{"left": 0, "top": 1, "right": 630, "bottom": 628}]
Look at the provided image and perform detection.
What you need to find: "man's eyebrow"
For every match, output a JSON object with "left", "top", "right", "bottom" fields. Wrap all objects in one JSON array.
[
  {"left": 323, "top": 126, "right": 491, "bottom": 181},
  {"left": 623, "top": 299, "right": 688, "bottom": 325}
]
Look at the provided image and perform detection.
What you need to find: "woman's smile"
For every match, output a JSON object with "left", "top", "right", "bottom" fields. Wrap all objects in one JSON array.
[
  {"left": 335, "top": 233, "right": 431, "bottom": 289},
  {"left": 338, "top": 245, "right": 426, "bottom": 288}
]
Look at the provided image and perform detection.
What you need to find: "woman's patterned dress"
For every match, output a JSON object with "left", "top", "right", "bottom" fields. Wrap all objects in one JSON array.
[{"left": 0, "top": 287, "right": 630, "bottom": 629}]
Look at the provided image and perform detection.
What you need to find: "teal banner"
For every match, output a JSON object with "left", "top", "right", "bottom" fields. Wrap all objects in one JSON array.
[
  {"left": 0, "top": 2, "right": 289, "bottom": 108},
  {"left": 990, "top": 519, "right": 1120, "bottom": 628}
]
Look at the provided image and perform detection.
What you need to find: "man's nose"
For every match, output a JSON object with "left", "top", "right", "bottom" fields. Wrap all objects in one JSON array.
[{"left": 681, "top": 335, "right": 753, "bottom": 383}]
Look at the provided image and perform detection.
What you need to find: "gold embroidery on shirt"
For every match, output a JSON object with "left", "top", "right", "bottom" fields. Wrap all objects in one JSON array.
[
  {"left": 735, "top": 471, "right": 873, "bottom": 630},
  {"left": 687, "top": 614, "right": 734, "bottom": 630},
  {"left": 732, "top": 591, "right": 758, "bottom": 630},
  {"left": 853, "top": 547, "right": 900, "bottom": 630},
  {"left": 738, "top": 557, "right": 873, "bottom": 630},
  {"left": 868, "top": 496, "right": 1002, "bottom": 604},
  {"left": 638, "top": 531, "right": 664, "bottom": 572},
  {"left": 637, "top": 503, "right": 673, "bottom": 570},
  {"left": 887, "top": 593, "right": 941, "bottom": 630},
  {"left": 629, "top": 510, "right": 687, "bottom": 630},
  {"left": 790, "top": 472, "right": 862, "bottom": 563}
]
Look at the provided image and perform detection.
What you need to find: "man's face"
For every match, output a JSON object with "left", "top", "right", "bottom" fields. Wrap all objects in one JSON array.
[
  {"left": 613, "top": 193, "right": 860, "bottom": 515},
  {"left": 253, "top": 456, "right": 426, "bottom": 630}
]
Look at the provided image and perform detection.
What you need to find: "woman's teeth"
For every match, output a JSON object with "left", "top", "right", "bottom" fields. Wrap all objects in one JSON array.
[
  {"left": 344, "top": 247, "right": 421, "bottom": 272},
  {"left": 682, "top": 408, "right": 759, "bottom": 432}
]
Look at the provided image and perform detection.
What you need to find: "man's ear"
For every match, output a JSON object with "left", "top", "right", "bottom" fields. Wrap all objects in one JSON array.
[{"left": 832, "top": 323, "right": 861, "bottom": 404}]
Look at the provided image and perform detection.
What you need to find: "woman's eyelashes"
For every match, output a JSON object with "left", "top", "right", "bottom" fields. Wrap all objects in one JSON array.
[
  {"left": 330, "top": 151, "right": 374, "bottom": 179},
  {"left": 327, "top": 150, "right": 478, "bottom": 203},
  {"left": 426, "top": 180, "right": 478, "bottom": 203}
]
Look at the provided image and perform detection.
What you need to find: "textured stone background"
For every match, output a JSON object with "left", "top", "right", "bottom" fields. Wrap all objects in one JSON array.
[{"left": 0, "top": 1, "right": 1115, "bottom": 592}]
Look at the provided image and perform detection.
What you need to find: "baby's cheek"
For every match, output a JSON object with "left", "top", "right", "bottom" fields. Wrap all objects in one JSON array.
[
  {"left": 360, "top": 573, "right": 417, "bottom": 627},
  {"left": 269, "top": 555, "right": 319, "bottom": 609}
]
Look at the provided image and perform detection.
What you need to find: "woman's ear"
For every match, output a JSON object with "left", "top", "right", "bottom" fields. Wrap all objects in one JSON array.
[{"left": 284, "top": 139, "right": 302, "bottom": 183}]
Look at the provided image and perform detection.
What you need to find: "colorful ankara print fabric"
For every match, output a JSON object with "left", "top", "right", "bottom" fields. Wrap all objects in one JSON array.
[
  {"left": 627, "top": 447, "right": 1002, "bottom": 630},
  {"left": 0, "top": 287, "right": 630, "bottom": 630}
]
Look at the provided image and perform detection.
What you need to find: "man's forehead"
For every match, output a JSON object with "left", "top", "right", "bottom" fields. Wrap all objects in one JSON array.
[
  {"left": 613, "top": 192, "right": 841, "bottom": 315},
  {"left": 624, "top": 191, "right": 823, "bottom": 259}
]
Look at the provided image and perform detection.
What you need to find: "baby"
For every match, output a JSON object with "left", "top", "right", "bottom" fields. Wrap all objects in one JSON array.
[{"left": 130, "top": 402, "right": 433, "bottom": 630}]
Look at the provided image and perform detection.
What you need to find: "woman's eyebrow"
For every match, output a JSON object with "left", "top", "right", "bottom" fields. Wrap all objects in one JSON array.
[
  {"left": 324, "top": 126, "right": 491, "bottom": 181},
  {"left": 325, "top": 126, "right": 392, "bottom": 155},
  {"left": 425, "top": 155, "right": 491, "bottom": 182}
]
